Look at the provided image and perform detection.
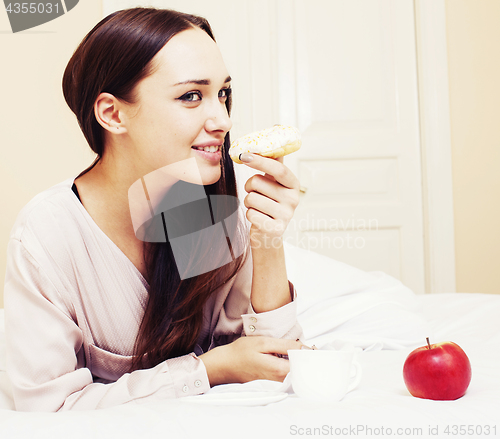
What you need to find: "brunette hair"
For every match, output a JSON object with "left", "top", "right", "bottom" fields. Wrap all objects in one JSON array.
[{"left": 62, "top": 8, "right": 249, "bottom": 370}]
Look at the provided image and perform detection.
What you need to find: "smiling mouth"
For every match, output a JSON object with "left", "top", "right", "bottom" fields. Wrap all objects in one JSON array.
[{"left": 191, "top": 145, "right": 222, "bottom": 153}]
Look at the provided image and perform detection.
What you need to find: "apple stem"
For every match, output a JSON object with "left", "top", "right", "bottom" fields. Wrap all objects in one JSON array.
[{"left": 426, "top": 337, "right": 431, "bottom": 349}]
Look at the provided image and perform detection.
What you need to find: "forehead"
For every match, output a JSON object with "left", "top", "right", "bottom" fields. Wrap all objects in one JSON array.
[{"left": 149, "top": 27, "right": 229, "bottom": 84}]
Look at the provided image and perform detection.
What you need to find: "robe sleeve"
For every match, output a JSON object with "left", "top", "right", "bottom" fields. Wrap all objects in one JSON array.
[{"left": 4, "top": 238, "right": 210, "bottom": 412}]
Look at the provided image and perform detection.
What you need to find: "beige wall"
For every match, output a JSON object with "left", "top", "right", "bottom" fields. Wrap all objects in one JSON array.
[
  {"left": 0, "top": 1, "right": 499, "bottom": 307},
  {"left": 0, "top": 1, "right": 102, "bottom": 308},
  {"left": 445, "top": 0, "right": 500, "bottom": 294}
]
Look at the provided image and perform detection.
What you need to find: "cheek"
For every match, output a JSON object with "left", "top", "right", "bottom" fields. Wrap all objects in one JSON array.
[
  {"left": 174, "top": 109, "right": 206, "bottom": 136},
  {"left": 130, "top": 104, "right": 205, "bottom": 154},
  {"left": 126, "top": 111, "right": 158, "bottom": 143},
  {"left": 161, "top": 118, "right": 198, "bottom": 145}
]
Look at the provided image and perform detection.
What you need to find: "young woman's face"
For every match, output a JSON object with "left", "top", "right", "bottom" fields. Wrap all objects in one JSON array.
[{"left": 121, "top": 26, "right": 232, "bottom": 185}]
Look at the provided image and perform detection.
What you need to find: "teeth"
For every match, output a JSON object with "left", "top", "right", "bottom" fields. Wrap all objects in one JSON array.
[{"left": 194, "top": 145, "right": 221, "bottom": 152}]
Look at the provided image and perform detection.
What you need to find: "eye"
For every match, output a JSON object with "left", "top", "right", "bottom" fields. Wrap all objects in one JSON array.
[
  {"left": 178, "top": 91, "right": 202, "bottom": 102},
  {"left": 219, "top": 87, "right": 232, "bottom": 100}
]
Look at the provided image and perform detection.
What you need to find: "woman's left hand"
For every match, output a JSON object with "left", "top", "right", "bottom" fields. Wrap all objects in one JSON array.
[{"left": 241, "top": 153, "right": 300, "bottom": 244}]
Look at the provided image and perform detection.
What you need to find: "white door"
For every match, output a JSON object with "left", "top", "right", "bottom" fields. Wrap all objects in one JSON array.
[
  {"left": 274, "top": 0, "right": 426, "bottom": 296},
  {"left": 103, "top": 0, "right": 426, "bottom": 295}
]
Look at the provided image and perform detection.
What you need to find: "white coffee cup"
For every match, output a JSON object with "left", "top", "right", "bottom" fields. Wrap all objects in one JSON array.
[{"left": 287, "top": 349, "right": 362, "bottom": 402}]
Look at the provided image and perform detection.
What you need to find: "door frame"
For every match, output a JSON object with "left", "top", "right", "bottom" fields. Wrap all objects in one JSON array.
[{"left": 414, "top": 0, "right": 456, "bottom": 294}]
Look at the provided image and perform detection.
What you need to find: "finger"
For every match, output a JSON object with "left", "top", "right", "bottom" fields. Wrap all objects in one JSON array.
[
  {"left": 247, "top": 207, "right": 289, "bottom": 237},
  {"left": 264, "top": 156, "right": 284, "bottom": 184},
  {"left": 244, "top": 174, "right": 300, "bottom": 217},
  {"left": 246, "top": 208, "right": 288, "bottom": 236},
  {"left": 244, "top": 192, "right": 281, "bottom": 220},
  {"left": 239, "top": 153, "right": 296, "bottom": 190},
  {"left": 262, "top": 355, "right": 290, "bottom": 382},
  {"left": 244, "top": 174, "right": 287, "bottom": 203},
  {"left": 263, "top": 155, "right": 284, "bottom": 183},
  {"left": 260, "top": 337, "right": 304, "bottom": 356}
]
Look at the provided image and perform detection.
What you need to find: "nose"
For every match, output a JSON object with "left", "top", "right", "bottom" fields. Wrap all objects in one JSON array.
[{"left": 205, "top": 100, "right": 232, "bottom": 134}]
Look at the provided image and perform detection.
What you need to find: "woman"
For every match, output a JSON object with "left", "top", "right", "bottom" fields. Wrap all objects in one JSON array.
[{"left": 4, "top": 7, "right": 303, "bottom": 412}]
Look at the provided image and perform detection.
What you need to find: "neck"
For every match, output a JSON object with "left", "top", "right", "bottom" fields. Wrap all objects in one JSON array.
[{"left": 79, "top": 147, "right": 181, "bottom": 239}]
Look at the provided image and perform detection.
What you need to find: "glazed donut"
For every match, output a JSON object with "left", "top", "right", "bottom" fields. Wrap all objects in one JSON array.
[{"left": 229, "top": 125, "right": 301, "bottom": 164}]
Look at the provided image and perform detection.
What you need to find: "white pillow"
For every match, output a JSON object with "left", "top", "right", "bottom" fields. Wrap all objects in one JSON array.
[{"left": 283, "top": 241, "right": 431, "bottom": 350}]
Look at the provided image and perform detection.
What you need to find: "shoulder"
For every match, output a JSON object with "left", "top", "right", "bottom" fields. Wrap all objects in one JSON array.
[
  {"left": 5, "top": 177, "right": 87, "bottom": 312},
  {"left": 9, "top": 176, "right": 83, "bottom": 248}
]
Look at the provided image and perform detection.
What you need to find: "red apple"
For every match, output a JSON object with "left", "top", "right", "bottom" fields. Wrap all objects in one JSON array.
[{"left": 403, "top": 338, "right": 471, "bottom": 400}]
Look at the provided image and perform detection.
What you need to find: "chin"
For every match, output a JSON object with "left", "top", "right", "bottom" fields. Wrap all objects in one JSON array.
[{"left": 201, "top": 172, "right": 221, "bottom": 186}]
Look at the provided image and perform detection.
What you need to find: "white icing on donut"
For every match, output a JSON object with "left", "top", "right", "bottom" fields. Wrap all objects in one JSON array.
[{"left": 229, "top": 125, "right": 301, "bottom": 163}]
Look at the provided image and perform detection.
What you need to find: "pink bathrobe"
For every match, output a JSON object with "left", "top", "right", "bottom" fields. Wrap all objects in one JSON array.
[{"left": 4, "top": 177, "right": 303, "bottom": 411}]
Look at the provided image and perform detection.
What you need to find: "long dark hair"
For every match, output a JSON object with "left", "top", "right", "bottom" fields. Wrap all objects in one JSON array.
[{"left": 62, "top": 8, "right": 249, "bottom": 370}]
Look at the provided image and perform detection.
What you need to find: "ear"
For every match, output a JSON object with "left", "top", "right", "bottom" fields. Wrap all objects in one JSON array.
[{"left": 94, "top": 92, "right": 128, "bottom": 134}]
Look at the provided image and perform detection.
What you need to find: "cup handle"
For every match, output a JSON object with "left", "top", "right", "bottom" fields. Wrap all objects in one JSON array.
[{"left": 346, "top": 360, "right": 362, "bottom": 393}]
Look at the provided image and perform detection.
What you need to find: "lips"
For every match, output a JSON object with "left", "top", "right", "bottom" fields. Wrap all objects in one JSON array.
[{"left": 191, "top": 146, "right": 222, "bottom": 162}]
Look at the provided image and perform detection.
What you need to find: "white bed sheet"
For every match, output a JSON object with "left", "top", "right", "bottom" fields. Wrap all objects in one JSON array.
[{"left": 0, "top": 243, "right": 499, "bottom": 438}]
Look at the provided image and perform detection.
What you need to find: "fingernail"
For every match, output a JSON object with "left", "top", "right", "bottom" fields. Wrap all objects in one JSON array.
[
  {"left": 239, "top": 153, "right": 253, "bottom": 163},
  {"left": 301, "top": 345, "right": 313, "bottom": 350}
]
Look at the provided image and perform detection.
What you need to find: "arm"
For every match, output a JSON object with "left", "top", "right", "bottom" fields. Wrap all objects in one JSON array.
[
  {"left": 200, "top": 245, "right": 303, "bottom": 387},
  {"left": 4, "top": 238, "right": 209, "bottom": 411},
  {"left": 206, "top": 239, "right": 303, "bottom": 345},
  {"left": 240, "top": 153, "right": 300, "bottom": 313},
  {"left": 250, "top": 237, "right": 291, "bottom": 313}
]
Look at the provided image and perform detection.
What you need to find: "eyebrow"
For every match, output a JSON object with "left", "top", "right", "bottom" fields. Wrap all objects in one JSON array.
[{"left": 173, "top": 76, "right": 232, "bottom": 86}]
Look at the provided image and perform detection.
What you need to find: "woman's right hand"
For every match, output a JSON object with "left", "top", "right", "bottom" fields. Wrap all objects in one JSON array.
[{"left": 199, "top": 336, "right": 303, "bottom": 387}]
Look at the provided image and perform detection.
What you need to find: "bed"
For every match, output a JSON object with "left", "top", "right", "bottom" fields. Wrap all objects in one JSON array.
[{"left": 1, "top": 242, "right": 499, "bottom": 439}]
